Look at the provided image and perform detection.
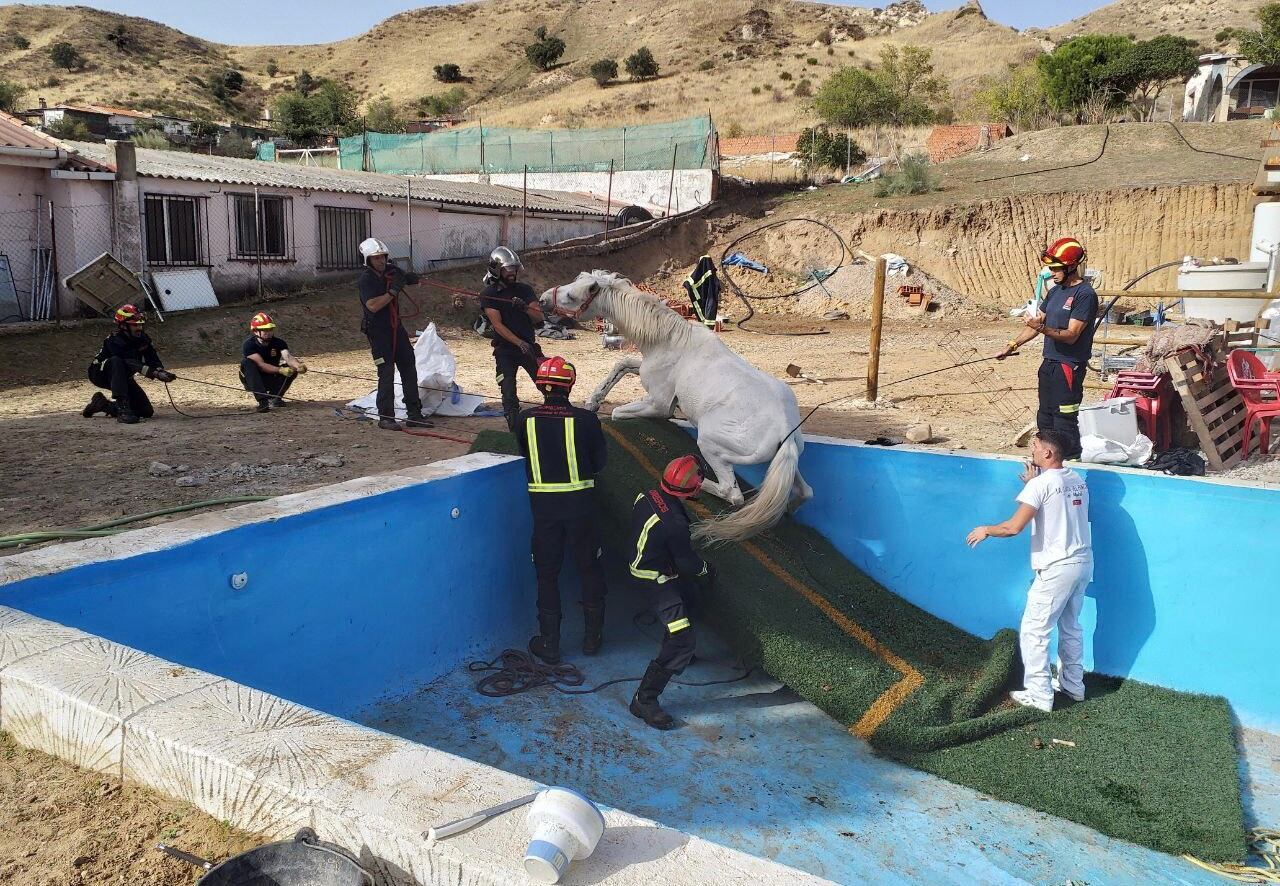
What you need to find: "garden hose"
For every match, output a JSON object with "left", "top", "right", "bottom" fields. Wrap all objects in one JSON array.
[
  {"left": 1183, "top": 828, "right": 1280, "bottom": 884},
  {"left": 0, "top": 497, "right": 270, "bottom": 551}
]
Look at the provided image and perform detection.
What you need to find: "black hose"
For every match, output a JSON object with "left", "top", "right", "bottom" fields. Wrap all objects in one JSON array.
[
  {"left": 1094, "top": 259, "right": 1187, "bottom": 332},
  {"left": 718, "top": 218, "right": 849, "bottom": 336},
  {"left": 974, "top": 125, "right": 1109, "bottom": 184},
  {"left": 1165, "top": 121, "right": 1256, "bottom": 164}
]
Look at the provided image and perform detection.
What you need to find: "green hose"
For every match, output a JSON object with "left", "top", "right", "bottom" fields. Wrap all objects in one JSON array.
[{"left": 0, "top": 497, "right": 271, "bottom": 551}]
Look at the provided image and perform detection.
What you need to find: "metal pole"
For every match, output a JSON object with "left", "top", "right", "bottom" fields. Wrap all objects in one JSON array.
[
  {"left": 48, "top": 200, "right": 60, "bottom": 325},
  {"left": 406, "top": 176, "right": 414, "bottom": 272},
  {"left": 604, "top": 158, "right": 614, "bottom": 243},
  {"left": 666, "top": 143, "right": 677, "bottom": 217},
  {"left": 549, "top": 131, "right": 554, "bottom": 172},
  {"left": 254, "top": 186, "right": 263, "bottom": 300},
  {"left": 866, "top": 257, "right": 887, "bottom": 402},
  {"left": 479, "top": 117, "right": 485, "bottom": 175},
  {"left": 522, "top": 164, "right": 528, "bottom": 251},
  {"left": 770, "top": 135, "right": 775, "bottom": 182},
  {"left": 846, "top": 131, "right": 851, "bottom": 175}
]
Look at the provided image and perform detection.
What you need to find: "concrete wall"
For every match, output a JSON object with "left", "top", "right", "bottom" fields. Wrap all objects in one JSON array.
[
  {"left": 0, "top": 457, "right": 533, "bottom": 717},
  {"left": 735, "top": 436, "right": 1280, "bottom": 731},
  {"left": 423, "top": 169, "right": 715, "bottom": 217}
]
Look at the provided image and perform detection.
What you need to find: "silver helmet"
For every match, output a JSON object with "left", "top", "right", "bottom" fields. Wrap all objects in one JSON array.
[{"left": 488, "top": 246, "right": 522, "bottom": 276}]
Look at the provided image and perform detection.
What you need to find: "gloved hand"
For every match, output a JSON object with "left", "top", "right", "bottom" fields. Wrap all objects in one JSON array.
[
  {"left": 516, "top": 340, "right": 535, "bottom": 357},
  {"left": 278, "top": 366, "right": 296, "bottom": 378},
  {"left": 295, "top": 362, "right": 308, "bottom": 374},
  {"left": 404, "top": 272, "right": 421, "bottom": 286},
  {"left": 149, "top": 368, "right": 176, "bottom": 383}
]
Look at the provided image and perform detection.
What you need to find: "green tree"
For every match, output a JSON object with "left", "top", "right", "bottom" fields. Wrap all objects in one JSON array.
[
  {"left": 972, "top": 63, "right": 1052, "bottom": 129},
  {"left": 1036, "top": 34, "right": 1133, "bottom": 114},
  {"left": 363, "top": 98, "right": 405, "bottom": 133},
  {"left": 45, "top": 117, "right": 91, "bottom": 140},
  {"left": 1103, "top": 35, "right": 1200, "bottom": 120},
  {"left": 272, "top": 77, "right": 358, "bottom": 141},
  {"left": 589, "top": 58, "right": 618, "bottom": 87},
  {"left": 624, "top": 47, "right": 660, "bottom": 80},
  {"left": 814, "top": 67, "right": 895, "bottom": 127},
  {"left": 132, "top": 129, "right": 172, "bottom": 150},
  {"left": 794, "top": 125, "right": 865, "bottom": 172},
  {"left": 526, "top": 27, "right": 566, "bottom": 71},
  {"left": 295, "top": 69, "right": 317, "bottom": 95},
  {"left": 417, "top": 87, "right": 467, "bottom": 116},
  {"left": 434, "top": 63, "right": 463, "bottom": 83},
  {"left": 814, "top": 46, "right": 949, "bottom": 127},
  {"left": 49, "top": 41, "right": 84, "bottom": 71},
  {"left": 1239, "top": 4, "right": 1280, "bottom": 65},
  {"left": 266, "top": 59, "right": 279, "bottom": 77},
  {"left": 217, "top": 132, "right": 257, "bottom": 158},
  {"left": 0, "top": 79, "right": 24, "bottom": 114}
]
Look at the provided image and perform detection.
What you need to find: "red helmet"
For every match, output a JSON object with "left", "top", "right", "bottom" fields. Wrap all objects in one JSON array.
[
  {"left": 535, "top": 356, "right": 576, "bottom": 390},
  {"left": 661, "top": 455, "right": 704, "bottom": 498},
  {"left": 249, "top": 311, "right": 276, "bottom": 331},
  {"left": 113, "top": 303, "right": 145, "bottom": 326},
  {"left": 1041, "top": 237, "right": 1086, "bottom": 272}
]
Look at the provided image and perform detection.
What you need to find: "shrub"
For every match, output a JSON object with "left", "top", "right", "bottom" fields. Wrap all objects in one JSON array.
[
  {"left": 105, "top": 24, "right": 138, "bottom": 53},
  {"left": 698, "top": 59, "right": 714, "bottom": 71},
  {"left": 363, "top": 97, "right": 405, "bottom": 132},
  {"left": 772, "top": 87, "right": 784, "bottom": 103},
  {"left": 807, "top": 57, "right": 819, "bottom": 65},
  {"left": 266, "top": 59, "right": 279, "bottom": 76},
  {"left": 795, "top": 125, "right": 865, "bottom": 171},
  {"left": 873, "top": 153, "right": 939, "bottom": 197},
  {"left": 217, "top": 133, "right": 256, "bottom": 159},
  {"left": 132, "top": 129, "right": 172, "bottom": 150},
  {"left": 624, "top": 47, "right": 660, "bottom": 80},
  {"left": 46, "top": 117, "right": 91, "bottom": 140},
  {"left": 751, "top": 85, "right": 761, "bottom": 95},
  {"left": 434, "top": 63, "right": 463, "bottom": 83},
  {"left": 12, "top": 34, "right": 30, "bottom": 50},
  {"left": 780, "top": 71, "right": 793, "bottom": 81},
  {"left": 44, "top": 75, "right": 61, "bottom": 88},
  {"left": 526, "top": 27, "right": 566, "bottom": 71},
  {"left": 794, "top": 78, "right": 813, "bottom": 97},
  {"left": 590, "top": 58, "right": 618, "bottom": 86},
  {"left": 0, "top": 79, "right": 23, "bottom": 114},
  {"left": 416, "top": 86, "right": 467, "bottom": 116},
  {"left": 726, "top": 120, "right": 744, "bottom": 138},
  {"left": 827, "top": 47, "right": 834, "bottom": 56},
  {"left": 49, "top": 41, "right": 84, "bottom": 70}
]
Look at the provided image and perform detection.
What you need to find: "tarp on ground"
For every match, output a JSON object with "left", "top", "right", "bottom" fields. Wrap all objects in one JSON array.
[
  {"left": 472, "top": 418, "right": 1247, "bottom": 862},
  {"left": 347, "top": 323, "right": 485, "bottom": 419}
]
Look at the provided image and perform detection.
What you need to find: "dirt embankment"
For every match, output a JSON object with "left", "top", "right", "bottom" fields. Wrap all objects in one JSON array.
[{"left": 819, "top": 183, "right": 1256, "bottom": 307}]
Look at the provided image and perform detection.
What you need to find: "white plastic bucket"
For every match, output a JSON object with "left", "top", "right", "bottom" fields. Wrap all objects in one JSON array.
[
  {"left": 523, "top": 787, "right": 605, "bottom": 884},
  {"left": 1078, "top": 397, "right": 1140, "bottom": 447}
]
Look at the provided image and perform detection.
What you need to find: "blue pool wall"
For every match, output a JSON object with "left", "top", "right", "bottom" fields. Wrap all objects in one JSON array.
[
  {"left": 0, "top": 462, "right": 534, "bottom": 718},
  {"left": 735, "top": 436, "right": 1280, "bottom": 731}
]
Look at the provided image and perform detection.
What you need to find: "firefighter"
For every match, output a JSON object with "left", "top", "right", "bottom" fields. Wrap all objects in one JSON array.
[
  {"left": 357, "top": 237, "right": 428, "bottom": 430},
  {"left": 240, "top": 311, "right": 306, "bottom": 412},
  {"left": 518, "top": 357, "right": 608, "bottom": 664},
  {"left": 82, "top": 303, "right": 174, "bottom": 424},
  {"left": 683, "top": 254, "right": 721, "bottom": 330},
  {"left": 480, "top": 246, "right": 544, "bottom": 434},
  {"left": 626, "top": 455, "right": 718, "bottom": 730},
  {"left": 996, "top": 237, "right": 1098, "bottom": 460}
]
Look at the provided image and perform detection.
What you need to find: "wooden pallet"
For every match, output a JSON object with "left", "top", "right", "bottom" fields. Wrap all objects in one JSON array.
[
  {"left": 1224, "top": 318, "right": 1272, "bottom": 352},
  {"left": 1168, "top": 348, "right": 1247, "bottom": 471}
]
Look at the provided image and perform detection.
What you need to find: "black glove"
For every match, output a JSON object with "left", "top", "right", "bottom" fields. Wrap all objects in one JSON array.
[
  {"left": 516, "top": 340, "right": 534, "bottom": 358},
  {"left": 155, "top": 369, "right": 176, "bottom": 383},
  {"left": 404, "top": 271, "right": 420, "bottom": 286}
]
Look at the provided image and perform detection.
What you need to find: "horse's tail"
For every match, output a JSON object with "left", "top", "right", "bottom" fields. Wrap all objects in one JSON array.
[{"left": 693, "top": 435, "right": 800, "bottom": 545}]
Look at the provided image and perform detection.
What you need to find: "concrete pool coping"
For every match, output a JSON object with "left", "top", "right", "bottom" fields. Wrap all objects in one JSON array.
[{"left": 0, "top": 453, "right": 828, "bottom": 886}]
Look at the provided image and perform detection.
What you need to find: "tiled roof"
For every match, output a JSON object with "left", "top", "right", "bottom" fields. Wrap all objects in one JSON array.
[
  {"left": 63, "top": 142, "right": 611, "bottom": 216},
  {"left": 719, "top": 134, "right": 801, "bottom": 156},
  {"left": 0, "top": 110, "right": 65, "bottom": 151}
]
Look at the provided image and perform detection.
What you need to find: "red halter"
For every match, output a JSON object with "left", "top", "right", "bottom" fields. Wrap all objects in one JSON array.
[{"left": 547, "top": 282, "right": 602, "bottom": 320}]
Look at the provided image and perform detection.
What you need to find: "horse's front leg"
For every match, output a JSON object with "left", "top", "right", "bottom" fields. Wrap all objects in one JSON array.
[
  {"left": 585, "top": 355, "right": 643, "bottom": 413},
  {"left": 609, "top": 381, "right": 676, "bottom": 421}
]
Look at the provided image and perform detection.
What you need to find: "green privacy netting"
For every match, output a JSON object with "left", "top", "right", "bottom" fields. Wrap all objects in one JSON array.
[{"left": 337, "top": 116, "right": 715, "bottom": 174}]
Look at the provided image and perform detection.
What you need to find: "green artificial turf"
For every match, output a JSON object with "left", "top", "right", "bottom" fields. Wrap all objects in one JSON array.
[{"left": 472, "top": 420, "right": 1247, "bottom": 862}]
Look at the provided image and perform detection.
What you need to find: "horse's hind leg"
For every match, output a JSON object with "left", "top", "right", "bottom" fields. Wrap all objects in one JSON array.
[
  {"left": 696, "top": 437, "right": 745, "bottom": 507},
  {"left": 585, "top": 355, "right": 642, "bottom": 412}
]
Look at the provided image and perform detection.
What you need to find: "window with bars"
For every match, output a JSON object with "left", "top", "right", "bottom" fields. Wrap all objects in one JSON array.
[
  {"left": 143, "top": 194, "right": 205, "bottom": 266},
  {"left": 231, "top": 193, "right": 291, "bottom": 259},
  {"left": 316, "top": 206, "right": 371, "bottom": 269}
]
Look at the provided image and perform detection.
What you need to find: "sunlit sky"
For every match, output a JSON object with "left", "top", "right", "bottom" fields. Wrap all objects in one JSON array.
[{"left": 11, "top": 1, "right": 1112, "bottom": 45}]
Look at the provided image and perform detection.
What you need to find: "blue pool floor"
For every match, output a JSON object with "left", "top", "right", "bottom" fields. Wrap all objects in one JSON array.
[{"left": 360, "top": 601, "right": 1279, "bottom": 886}]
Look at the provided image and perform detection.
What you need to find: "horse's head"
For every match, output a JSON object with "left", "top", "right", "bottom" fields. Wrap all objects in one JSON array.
[{"left": 541, "top": 271, "right": 609, "bottom": 321}]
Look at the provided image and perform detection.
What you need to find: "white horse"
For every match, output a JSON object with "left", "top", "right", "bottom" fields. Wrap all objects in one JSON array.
[{"left": 540, "top": 270, "right": 812, "bottom": 543}]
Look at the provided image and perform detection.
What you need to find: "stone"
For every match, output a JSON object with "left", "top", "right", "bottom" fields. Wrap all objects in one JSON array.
[
  {"left": 905, "top": 423, "right": 933, "bottom": 444},
  {"left": 147, "top": 461, "right": 174, "bottom": 478},
  {"left": 176, "top": 476, "right": 205, "bottom": 488},
  {"left": 310, "top": 454, "right": 344, "bottom": 468}
]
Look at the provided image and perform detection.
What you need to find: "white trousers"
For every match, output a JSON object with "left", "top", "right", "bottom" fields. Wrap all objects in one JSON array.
[{"left": 1019, "top": 558, "right": 1092, "bottom": 708}]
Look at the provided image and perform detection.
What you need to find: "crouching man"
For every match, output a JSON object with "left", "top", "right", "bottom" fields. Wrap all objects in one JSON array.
[
  {"left": 82, "top": 303, "right": 174, "bottom": 424},
  {"left": 966, "top": 429, "right": 1092, "bottom": 712},
  {"left": 240, "top": 311, "right": 306, "bottom": 412}
]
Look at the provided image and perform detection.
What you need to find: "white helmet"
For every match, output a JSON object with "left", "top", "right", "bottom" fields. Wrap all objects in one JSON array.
[{"left": 359, "top": 237, "right": 390, "bottom": 264}]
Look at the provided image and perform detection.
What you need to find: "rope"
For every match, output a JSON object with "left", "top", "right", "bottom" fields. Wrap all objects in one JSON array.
[
  {"left": 718, "top": 218, "right": 848, "bottom": 336},
  {"left": 468, "top": 647, "right": 752, "bottom": 697},
  {"left": 974, "top": 125, "right": 1110, "bottom": 184},
  {"left": 1183, "top": 829, "right": 1280, "bottom": 883}
]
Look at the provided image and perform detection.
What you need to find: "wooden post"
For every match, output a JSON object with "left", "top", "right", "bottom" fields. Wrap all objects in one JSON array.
[
  {"left": 604, "top": 158, "right": 614, "bottom": 243},
  {"left": 666, "top": 143, "right": 678, "bottom": 217},
  {"left": 866, "top": 256, "right": 887, "bottom": 402}
]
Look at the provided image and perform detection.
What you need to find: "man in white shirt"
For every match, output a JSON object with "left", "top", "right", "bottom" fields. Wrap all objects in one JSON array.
[{"left": 966, "top": 429, "right": 1093, "bottom": 712}]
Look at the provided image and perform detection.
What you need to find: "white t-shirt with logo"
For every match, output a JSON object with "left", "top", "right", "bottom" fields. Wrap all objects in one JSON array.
[{"left": 1016, "top": 467, "right": 1092, "bottom": 571}]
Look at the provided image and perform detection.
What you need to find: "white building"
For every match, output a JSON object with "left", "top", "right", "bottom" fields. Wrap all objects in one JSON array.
[{"left": 1184, "top": 53, "right": 1280, "bottom": 122}]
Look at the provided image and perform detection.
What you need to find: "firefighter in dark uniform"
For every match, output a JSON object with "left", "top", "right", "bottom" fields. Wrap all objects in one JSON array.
[
  {"left": 518, "top": 357, "right": 609, "bottom": 664},
  {"left": 683, "top": 254, "right": 721, "bottom": 330},
  {"left": 481, "top": 246, "right": 545, "bottom": 434},
  {"left": 997, "top": 237, "right": 1098, "bottom": 460},
  {"left": 357, "top": 237, "right": 428, "bottom": 431},
  {"left": 82, "top": 303, "right": 175, "bottom": 424},
  {"left": 240, "top": 311, "right": 307, "bottom": 412},
  {"left": 626, "top": 455, "right": 717, "bottom": 730}
]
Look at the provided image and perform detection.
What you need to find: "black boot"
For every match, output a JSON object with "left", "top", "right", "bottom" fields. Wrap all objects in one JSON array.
[
  {"left": 405, "top": 409, "right": 433, "bottom": 428},
  {"left": 116, "top": 403, "right": 139, "bottom": 424},
  {"left": 629, "top": 662, "right": 676, "bottom": 730},
  {"left": 582, "top": 605, "right": 605, "bottom": 656},
  {"left": 82, "top": 392, "right": 114, "bottom": 418},
  {"left": 528, "top": 611, "right": 562, "bottom": 665}
]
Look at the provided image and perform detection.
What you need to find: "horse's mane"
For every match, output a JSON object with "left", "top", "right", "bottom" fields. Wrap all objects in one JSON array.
[{"left": 585, "top": 270, "right": 695, "bottom": 349}]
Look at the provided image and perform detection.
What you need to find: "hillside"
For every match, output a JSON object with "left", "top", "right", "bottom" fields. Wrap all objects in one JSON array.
[
  {"left": 0, "top": 0, "right": 1262, "bottom": 135},
  {"left": 1048, "top": 0, "right": 1268, "bottom": 44}
]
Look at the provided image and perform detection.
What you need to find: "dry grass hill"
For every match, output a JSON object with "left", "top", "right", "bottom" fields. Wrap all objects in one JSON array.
[{"left": 0, "top": 0, "right": 1264, "bottom": 134}]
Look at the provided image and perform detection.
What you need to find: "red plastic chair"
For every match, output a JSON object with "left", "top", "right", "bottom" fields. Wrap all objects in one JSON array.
[
  {"left": 1106, "top": 371, "right": 1175, "bottom": 450},
  {"left": 1227, "top": 350, "right": 1280, "bottom": 457}
]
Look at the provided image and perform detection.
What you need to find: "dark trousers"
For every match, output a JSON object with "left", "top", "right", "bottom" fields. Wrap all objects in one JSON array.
[
  {"left": 645, "top": 577, "right": 696, "bottom": 674},
  {"left": 367, "top": 326, "right": 421, "bottom": 419},
  {"left": 1037, "top": 358, "right": 1086, "bottom": 458},
  {"left": 530, "top": 511, "right": 606, "bottom": 619},
  {"left": 88, "top": 357, "right": 153, "bottom": 418},
  {"left": 239, "top": 359, "right": 294, "bottom": 407},
  {"left": 692, "top": 289, "right": 718, "bottom": 327},
  {"left": 495, "top": 348, "right": 541, "bottom": 433}
]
